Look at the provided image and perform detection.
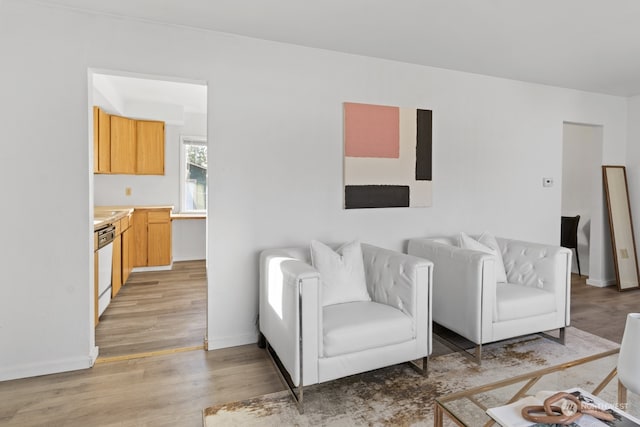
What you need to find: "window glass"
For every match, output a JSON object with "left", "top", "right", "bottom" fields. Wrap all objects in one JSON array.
[{"left": 181, "top": 136, "right": 207, "bottom": 212}]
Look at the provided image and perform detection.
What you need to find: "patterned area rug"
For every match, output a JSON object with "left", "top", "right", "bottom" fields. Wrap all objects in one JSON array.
[{"left": 204, "top": 327, "right": 619, "bottom": 426}]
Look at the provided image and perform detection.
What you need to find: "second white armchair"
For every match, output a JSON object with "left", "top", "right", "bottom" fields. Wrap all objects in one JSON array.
[{"left": 408, "top": 234, "right": 572, "bottom": 363}]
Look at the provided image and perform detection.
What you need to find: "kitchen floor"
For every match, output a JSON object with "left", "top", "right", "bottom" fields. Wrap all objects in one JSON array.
[{"left": 95, "top": 260, "right": 207, "bottom": 359}]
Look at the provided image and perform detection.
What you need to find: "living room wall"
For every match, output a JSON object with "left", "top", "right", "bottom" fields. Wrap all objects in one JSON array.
[
  {"left": 626, "top": 95, "right": 640, "bottom": 255},
  {"left": 0, "top": 0, "right": 629, "bottom": 380}
]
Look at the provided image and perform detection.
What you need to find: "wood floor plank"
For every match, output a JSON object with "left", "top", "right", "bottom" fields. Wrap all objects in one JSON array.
[{"left": 95, "top": 260, "right": 207, "bottom": 358}]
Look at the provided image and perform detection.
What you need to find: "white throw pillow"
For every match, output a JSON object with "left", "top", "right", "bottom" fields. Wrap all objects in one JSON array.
[
  {"left": 458, "top": 232, "right": 507, "bottom": 283},
  {"left": 310, "top": 240, "right": 371, "bottom": 306},
  {"left": 477, "top": 232, "right": 508, "bottom": 283}
]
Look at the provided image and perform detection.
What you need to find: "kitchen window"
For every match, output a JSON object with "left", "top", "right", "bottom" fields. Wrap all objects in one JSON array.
[{"left": 180, "top": 136, "right": 207, "bottom": 213}]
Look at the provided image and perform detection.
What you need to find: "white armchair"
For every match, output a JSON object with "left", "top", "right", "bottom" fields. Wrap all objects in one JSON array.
[
  {"left": 408, "top": 235, "right": 571, "bottom": 363},
  {"left": 259, "top": 243, "right": 433, "bottom": 412}
]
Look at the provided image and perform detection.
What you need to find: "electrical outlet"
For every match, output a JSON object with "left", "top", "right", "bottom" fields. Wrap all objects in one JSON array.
[
  {"left": 543, "top": 177, "right": 554, "bottom": 188},
  {"left": 125, "top": 187, "right": 132, "bottom": 196}
]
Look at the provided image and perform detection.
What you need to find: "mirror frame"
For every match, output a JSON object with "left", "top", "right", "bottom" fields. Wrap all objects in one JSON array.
[{"left": 602, "top": 165, "right": 640, "bottom": 291}]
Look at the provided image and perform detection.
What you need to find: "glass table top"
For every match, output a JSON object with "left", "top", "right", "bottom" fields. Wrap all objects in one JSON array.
[{"left": 435, "top": 349, "right": 640, "bottom": 426}]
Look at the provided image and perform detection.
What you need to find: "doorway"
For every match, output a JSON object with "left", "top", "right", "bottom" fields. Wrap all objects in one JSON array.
[
  {"left": 88, "top": 69, "right": 208, "bottom": 359},
  {"left": 561, "top": 122, "right": 604, "bottom": 283}
]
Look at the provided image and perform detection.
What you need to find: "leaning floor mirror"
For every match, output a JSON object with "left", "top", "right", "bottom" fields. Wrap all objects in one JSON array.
[{"left": 602, "top": 165, "right": 640, "bottom": 291}]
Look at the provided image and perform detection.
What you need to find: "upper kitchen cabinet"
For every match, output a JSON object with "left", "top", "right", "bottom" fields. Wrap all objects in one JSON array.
[
  {"left": 136, "top": 120, "right": 165, "bottom": 175},
  {"left": 110, "top": 115, "right": 137, "bottom": 174},
  {"left": 93, "top": 106, "right": 111, "bottom": 174},
  {"left": 93, "top": 107, "right": 165, "bottom": 175}
]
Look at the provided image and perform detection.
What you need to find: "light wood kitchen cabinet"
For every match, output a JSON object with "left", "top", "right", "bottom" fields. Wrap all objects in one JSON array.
[
  {"left": 136, "top": 120, "right": 165, "bottom": 175},
  {"left": 93, "top": 107, "right": 165, "bottom": 175},
  {"left": 93, "top": 106, "right": 111, "bottom": 173},
  {"left": 111, "top": 233, "right": 123, "bottom": 297},
  {"left": 110, "top": 214, "right": 134, "bottom": 297},
  {"left": 133, "top": 208, "right": 172, "bottom": 267},
  {"left": 110, "top": 115, "right": 137, "bottom": 174},
  {"left": 121, "top": 214, "right": 133, "bottom": 284}
]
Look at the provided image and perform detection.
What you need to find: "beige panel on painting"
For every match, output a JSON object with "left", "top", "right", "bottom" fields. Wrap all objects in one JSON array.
[
  {"left": 410, "top": 180, "right": 433, "bottom": 207},
  {"left": 604, "top": 166, "right": 640, "bottom": 290}
]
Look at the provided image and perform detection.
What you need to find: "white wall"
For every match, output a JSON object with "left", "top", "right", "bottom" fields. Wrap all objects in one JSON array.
[
  {"left": 0, "top": 0, "right": 629, "bottom": 380},
  {"left": 626, "top": 95, "right": 640, "bottom": 275},
  {"left": 561, "top": 123, "right": 603, "bottom": 279},
  {"left": 173, "top": 219, "right": 206, "bottom": 261}
]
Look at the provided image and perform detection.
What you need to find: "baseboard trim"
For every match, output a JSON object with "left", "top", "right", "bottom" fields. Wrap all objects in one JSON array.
[
  {"left": 132, "top": 264, "right": 173, "bottom": 273},
  {"left": 0, "top": 354, "right": 93, "bottom": 382},
  {"left": 586, "top": 278, "right": 616, "bottom": 288},
  {"left": 89, "top": 345, "right": 99, "bottom": 366},
  {"left": 208, "top": 332, "right": 257, "bottom": 350}
]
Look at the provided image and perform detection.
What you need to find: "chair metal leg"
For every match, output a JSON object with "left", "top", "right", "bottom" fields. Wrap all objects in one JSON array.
[
  {"left": 540, "top": 327, "right": 565, "bottom": 345},
  {"left": 408, "top": 356, "right": 429, "bottom": 376},
  {"left": 574, "top": 248, "right": 581, "bottom": 276},
  {"left": 434, "top": 332, "right": 482, "bottom": 364},
  {"left": 265, "top": 340, "right": 304, "bottom": 414}
]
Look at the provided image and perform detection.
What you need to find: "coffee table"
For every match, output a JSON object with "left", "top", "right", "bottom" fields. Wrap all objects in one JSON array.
[{"left": 434, "top": 348, "right": 638, "bottom": 426}]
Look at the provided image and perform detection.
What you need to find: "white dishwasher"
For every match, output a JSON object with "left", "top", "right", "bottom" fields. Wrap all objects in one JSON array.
[{"left": 96, "top": 224, "right": 115, "bottom": 317}]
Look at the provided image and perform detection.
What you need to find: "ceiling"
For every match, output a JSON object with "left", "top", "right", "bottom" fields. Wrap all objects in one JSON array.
[
  {"left": 38, "top": 0, "right": 640, "bottom": 96},
  {"left": 93, "top": 73, "right": 207, "bottom": 114}
]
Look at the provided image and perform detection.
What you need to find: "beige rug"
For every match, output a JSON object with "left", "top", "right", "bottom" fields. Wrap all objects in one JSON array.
[{"left": 204, "top": 327, "right": 620, "bottom": 426}]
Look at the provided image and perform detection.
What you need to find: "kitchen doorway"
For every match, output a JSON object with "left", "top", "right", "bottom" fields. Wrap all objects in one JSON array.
[{"left": 88, "top": 69, "right": 209, "bottom": 360}]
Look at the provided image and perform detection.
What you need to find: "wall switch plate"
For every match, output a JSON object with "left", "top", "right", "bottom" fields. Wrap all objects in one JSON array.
[
  {"left": 125, "top": 187, "right": 132, "bottom": 196},
  {"left": 543, "top": 177, "right": 554, "bottom": 188}
]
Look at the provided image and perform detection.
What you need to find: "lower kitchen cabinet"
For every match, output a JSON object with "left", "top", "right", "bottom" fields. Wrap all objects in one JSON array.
[
  {"left": 133, "top": 207, "right": 172, "bottom": 267},
  {"left": 111, "top": 212, "right": 133, "bottom": 299},
  {"left": 111, "top": 233, "right": 122, "bottom": 297},
  {"left": 122, "top": 223, "right": 132, "bottom": 284}
]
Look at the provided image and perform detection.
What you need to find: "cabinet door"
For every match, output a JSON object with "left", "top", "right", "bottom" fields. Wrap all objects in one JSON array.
[
  {"left": 148, "top": 221, "right": 171, "bottom": 266},
  {"left": 132, "top": 210, "right": 148, "bottom": 267},
  {"left": 111, "top": 115, "right": 136, "bottom": 174},
  {"left": 93, "top": 107, "right": 99, "bottom": 172},
  {"left": 93, "top": 107, "right": 111, "bottom": 173},
  {"left": 122, "top": 227, "right": 130, "bottom": 284},
  {"left": 136, "top": 120, "right": 165, "bottom": 175},
  {"left": 147, "top": 209, "right": 172, "bottom": 266},
  {"left": 112, "top": 234, "right": 122, "bottom": 297}
]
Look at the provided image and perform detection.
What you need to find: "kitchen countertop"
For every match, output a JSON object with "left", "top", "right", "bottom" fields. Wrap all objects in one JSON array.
[
  {"left": 94, "top": 207, "right": 134, "bottom": 230},
  {"left": 94, "top": 206, "right": 207, "bottom": 229}
]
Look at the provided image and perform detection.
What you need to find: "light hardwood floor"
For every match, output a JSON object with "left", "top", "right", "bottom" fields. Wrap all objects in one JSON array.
[
  {"left": 1, "top": 273, "right": 638, "bottom": 426},
  {"left": 96, "top": 260, "right": 207, "bottom": 358}
]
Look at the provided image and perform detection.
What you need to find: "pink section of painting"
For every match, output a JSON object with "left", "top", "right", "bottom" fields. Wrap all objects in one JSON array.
[{"left": 344, "top": 102, "right": 399, "bottom": 158}]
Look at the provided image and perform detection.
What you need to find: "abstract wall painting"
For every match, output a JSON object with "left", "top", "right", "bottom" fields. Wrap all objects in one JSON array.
[{"left": 343, "top": 102, "right": 432, "bottom": 209}]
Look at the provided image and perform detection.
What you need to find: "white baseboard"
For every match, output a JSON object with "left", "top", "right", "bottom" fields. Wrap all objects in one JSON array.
[
  {"left": 207, "top": 332, "right": 257, "bottom": 350},
  {"left": 0, "top": 354, "right": 94, "bottom": 382},
  {"left": 586, "top": 278, "right": 616, "bottom": 288},
  {"left": 89, "top": 345, "right": 99, "bottom": 366},
  {"left": 132, "top": 264, "right": 173, "bottom": 273}
]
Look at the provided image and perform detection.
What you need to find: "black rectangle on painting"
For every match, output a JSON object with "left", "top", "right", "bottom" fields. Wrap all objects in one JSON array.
[
  {"left": 345, "top": 185, "right": 410, "bottom": 209},
  {"left": 416, "top": 109, "right": 432, "bottom": 181}
]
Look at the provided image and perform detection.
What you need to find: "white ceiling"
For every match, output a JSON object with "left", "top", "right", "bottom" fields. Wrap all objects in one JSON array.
[
  {"left": 93, "top": 73, "right": 207, "bottom": 114},
  {"left": 39, "top": 0, "right": 640, "bottom": 96}
]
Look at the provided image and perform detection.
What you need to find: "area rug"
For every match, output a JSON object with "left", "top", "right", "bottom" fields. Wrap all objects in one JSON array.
[{"left": 203, "top": 327, "right": 619, "bottom": 426}]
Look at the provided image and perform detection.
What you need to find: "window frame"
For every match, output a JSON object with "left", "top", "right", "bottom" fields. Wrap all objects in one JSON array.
[{"left": 179, "top": 135, "right": 208, "bottom": 213}]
